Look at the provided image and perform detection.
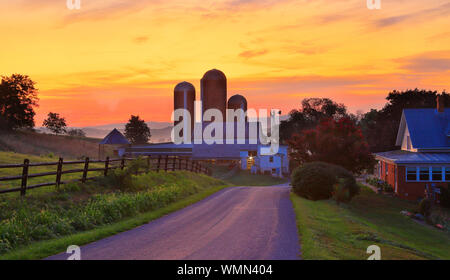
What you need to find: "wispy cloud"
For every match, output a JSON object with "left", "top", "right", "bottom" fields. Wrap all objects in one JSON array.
[
  {"left": 374, "top": 2, "right": 450, "bottom": 28},
  {"left": 395, "top": 51, "right": 450, "bottom": 73}
]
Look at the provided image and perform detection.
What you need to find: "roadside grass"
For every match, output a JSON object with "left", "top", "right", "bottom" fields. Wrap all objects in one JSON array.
[
  {"left": 0, "top": 164, "right": 229, "bottom": 258},
  {"left": 291, "top": 186, "right": 450, "bottom": 260},
  {"left": 210, "top": 164, "right": 288, "bottom": 186},
  {"left": 0, "top": 184, "right": 227, "bottom": 260},
  {"left": 0, "top": 151, "right": 104, "bottom": 196}
]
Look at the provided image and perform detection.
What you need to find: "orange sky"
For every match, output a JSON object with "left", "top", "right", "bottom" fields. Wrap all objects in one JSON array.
[{"left": 1, "top": 0, "right": 449, "bottom": 126}]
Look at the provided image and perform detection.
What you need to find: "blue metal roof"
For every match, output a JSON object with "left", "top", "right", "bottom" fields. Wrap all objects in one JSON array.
[
  {"left": 100, "top": 128, "right": 130, "bottom": 145},
  {"left": 403, "top": 108, "right": 450, "bottom": 149},
  {"left": 375, "top": 150, "right": 450, "bottom": 164}
]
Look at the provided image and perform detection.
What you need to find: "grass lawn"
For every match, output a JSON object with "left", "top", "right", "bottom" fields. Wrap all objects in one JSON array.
[
  {"left": 290, "top": 186, "right": 450, "bottom": 260},
  {"left": 210, "top": 164, "right": 288, "bottom": 186}
]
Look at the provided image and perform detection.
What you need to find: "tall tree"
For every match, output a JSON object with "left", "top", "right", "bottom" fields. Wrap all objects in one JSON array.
[
  {"left": 360, "top": 89, "right": 449, "bottom": 152},
  {"left": 280, "top": 98, "right": 349, "bottom": 142},
  {"left": 43, "top": 112, "right": 67, "bottom": 135},
  {"left": 125, "top": 115, "right": 151, "bottom": 144},
  {"left": 288, "top": 117, "right": 375, "bottom": 174},
  {"left": 0, "top": 74, "right": 39, "bottom": 130}
]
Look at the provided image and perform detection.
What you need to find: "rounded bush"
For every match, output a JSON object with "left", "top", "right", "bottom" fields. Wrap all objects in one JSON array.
[
  {"left": 291, "top": 162, "right": 336, "bottom": 200},
  {"left": 291, "top": 162, "right": 359, "bottom": 201}
]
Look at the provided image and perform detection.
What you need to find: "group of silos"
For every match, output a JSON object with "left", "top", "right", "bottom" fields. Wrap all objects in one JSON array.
[{"left": 173, "top": 69, "right": 248, "bottom": 134}]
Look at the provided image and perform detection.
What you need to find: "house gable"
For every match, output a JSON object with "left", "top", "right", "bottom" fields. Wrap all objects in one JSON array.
[{"left": 397, "top": 108, "right": 450, "bottom": 152}]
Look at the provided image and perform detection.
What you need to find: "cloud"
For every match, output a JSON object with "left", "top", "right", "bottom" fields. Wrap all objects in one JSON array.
[
  {"left": 395, "top": 51, "right": 450, "bottom": 73},
  {"left": 374, "top": 2, "right": 450, "bottom": 28},
  {"left": 239, "top": 49, "right": 268, "bottom": 58},
  {"left": 133, "top": 36, "right": 149, "bottom": 44}
]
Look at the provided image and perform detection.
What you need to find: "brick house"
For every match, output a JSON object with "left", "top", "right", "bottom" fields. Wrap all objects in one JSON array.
[{"left": 375, "top": 96, "right": 450, "bottom": 201}]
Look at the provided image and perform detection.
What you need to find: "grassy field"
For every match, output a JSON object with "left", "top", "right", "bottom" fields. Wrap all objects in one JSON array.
[
  {"left": 291, "top": 186, "right": 450, "bottom": 260},
  {"left": 210, "top": 164, "right": 288, "bottom": 186},
  {"left": 0, "top": 130, "right": 100, "bottom": 159}
]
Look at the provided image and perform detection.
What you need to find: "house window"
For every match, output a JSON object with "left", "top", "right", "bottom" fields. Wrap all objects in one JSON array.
[
  {"left": 445, "top": 167, "right": 450, "bottom": 181},
  {"left": 419, "top": 167, "right": 430, "bottom": 181},
  {"left": 432, "top": 167, "right": 443, "bottom": 181},
  {"left": 269, "top": 156, "right": 274, "bottom": 163},
  {"left": 406, "top": 167, "right": 417, "bottom": 181}
]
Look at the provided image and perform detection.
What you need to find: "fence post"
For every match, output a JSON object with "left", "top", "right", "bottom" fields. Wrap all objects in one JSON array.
[
  {"left": 178, "top": 158, "right": 182, "bottom": 170},
  {"left": 82, "top": 157, "right": 89, "bottom": 183},
  {"left": 147, "top": 156, "right": 151, "bottom": 172},
  {"left": 120, "top": 158, "right": 125, "bottom": 170},
  {"left": 164, "top": 155, "right": 169, "bottom": 172},
  {"left": 104, "top": 156, "right": 110, "bottom": 176},
  {"left": 157, "top": 155, "right": 161, "bottom": 172},
  {"left": 191, "top": 160, "right": 195, "bottom": 172},
  {"left": 185, "top": 159, "right": 188, "bottom": 170},
  {"left": 56, "top": 157, "right": 63, "bottom": 189},
  {"left": 20, "top": 159, "right": 29, "bottom": 197},
  {"left": 172, "top": 157, "right": 176, "bottom": 171}
]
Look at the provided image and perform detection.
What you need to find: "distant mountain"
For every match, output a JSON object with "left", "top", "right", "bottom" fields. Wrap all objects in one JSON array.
[{"left": 37, "top": 121, "right": 174, "bottom": 143}]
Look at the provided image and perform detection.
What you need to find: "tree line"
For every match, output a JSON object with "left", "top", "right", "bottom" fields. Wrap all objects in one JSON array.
[{"left": 0, "top": 74, "right": 151, "bottom": 144}]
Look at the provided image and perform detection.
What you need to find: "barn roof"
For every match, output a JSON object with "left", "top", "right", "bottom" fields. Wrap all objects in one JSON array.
[
  {"left": 100, "top": 128, "right": 130, "bottom": 145},
  {"left": 396, "top": 108, "right": 450, "bottom": 150}
]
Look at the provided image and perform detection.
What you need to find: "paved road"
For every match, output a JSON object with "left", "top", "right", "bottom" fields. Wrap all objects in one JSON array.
[{"left": 47, "top": 184, "right": 301, "bottom": 260}]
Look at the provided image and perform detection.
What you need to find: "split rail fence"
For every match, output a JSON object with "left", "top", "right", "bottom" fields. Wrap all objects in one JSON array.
[{"left": 0, "top": 156, "right": 211, "bottom": 197}]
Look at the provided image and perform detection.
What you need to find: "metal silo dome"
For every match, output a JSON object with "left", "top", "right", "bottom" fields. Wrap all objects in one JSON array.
[
  {"left": 227, "top": 94, "right": 248, "bottom": 112},
  {"left": 174, "top": 81, "right": 196, "bottom": 137},
  {"left": 201, "top": 69, "right": 227, "bottom": 121}
]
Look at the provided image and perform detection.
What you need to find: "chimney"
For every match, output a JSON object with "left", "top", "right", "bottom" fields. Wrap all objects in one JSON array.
[{"left": 437, "top": 95, "right": 445, "bottom": 113}]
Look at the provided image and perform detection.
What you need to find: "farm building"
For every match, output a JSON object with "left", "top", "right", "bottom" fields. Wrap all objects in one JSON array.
[
  {"left": 118, "top": 69, "right": 289, "bottom": 177},
  {"left": 99, "top": 128, "right": 130, "bottom": 159},
  {"left": 375, "top": 95, "right": 450, "bottom": 201}
]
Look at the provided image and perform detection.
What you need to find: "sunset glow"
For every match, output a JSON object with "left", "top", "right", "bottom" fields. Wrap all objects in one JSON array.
[{"left": 1, "top": 0, "right": 449, "bottom": 126}]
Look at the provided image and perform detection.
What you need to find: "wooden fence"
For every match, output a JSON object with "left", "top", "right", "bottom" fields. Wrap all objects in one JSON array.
[{"left": 0, "top": 156, "right": 211, "bottom": 197}]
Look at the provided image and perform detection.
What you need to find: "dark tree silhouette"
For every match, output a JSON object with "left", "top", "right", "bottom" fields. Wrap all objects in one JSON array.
[
  {"left": 288, "top": 117, "right": 375, "bottom": 174},
  {"left": 280, "top": 98, "right": 349, "bottom": 143},
  {"left": 125, "top": 115, "right": 151, "bottom": 144},
  {"left": 43, "top": 112, "right": 67, "bottom": 135},
  {"left": 0, "top": 74, "right": 39, "bottom": 130},
  {"left": 360, "top": 89, "right": 450, "bottom": 152},
  {"left": 67, "top": 128, "right": 86, "bottom": 137}
]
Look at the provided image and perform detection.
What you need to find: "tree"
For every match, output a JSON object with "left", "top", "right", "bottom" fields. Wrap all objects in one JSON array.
[
  {"left": 280, "top": 98, "right": 349, "bottom": 143},
  {"left": 125, "top": 115, "right": 151, "bottom": 144},
  {"left": 67, "top": 128, "right": 86, "bottom": 137},
  {"left": 288, "top": 117, "right": 375, "bottom": 174},
  {"left": 43, "top": 112, "right": 67, "bottom": 135},
  {"left": 0, "top": 74, "right": 39, "bottom": 130},
  {"left": 360, "top": 89, "right": 449, "bottom": 152}
]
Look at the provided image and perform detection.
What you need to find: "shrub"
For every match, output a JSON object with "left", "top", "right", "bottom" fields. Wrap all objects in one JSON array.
[
  {"left": 366, "top": 177, "right": 394, "bottom": 193},
  {"left": 419, "top": 198, "right": 433, "bottom": 217},
  {"left": 441, "top": 186, "right": 450, "bottom": 209},
  {"left": 291, "top": 162, "right": 359, "bottom": 201}
]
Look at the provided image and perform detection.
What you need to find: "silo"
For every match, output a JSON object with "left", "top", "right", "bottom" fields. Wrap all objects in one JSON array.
[
  {"left": 174, "top": 81, "right": 195, "bottom": 137},
  {"left": 201, "top": 69, "right": 227, "bottom": 121},
  {"left": 227, "top": 94, "right": 248, "bottom": 112}
]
